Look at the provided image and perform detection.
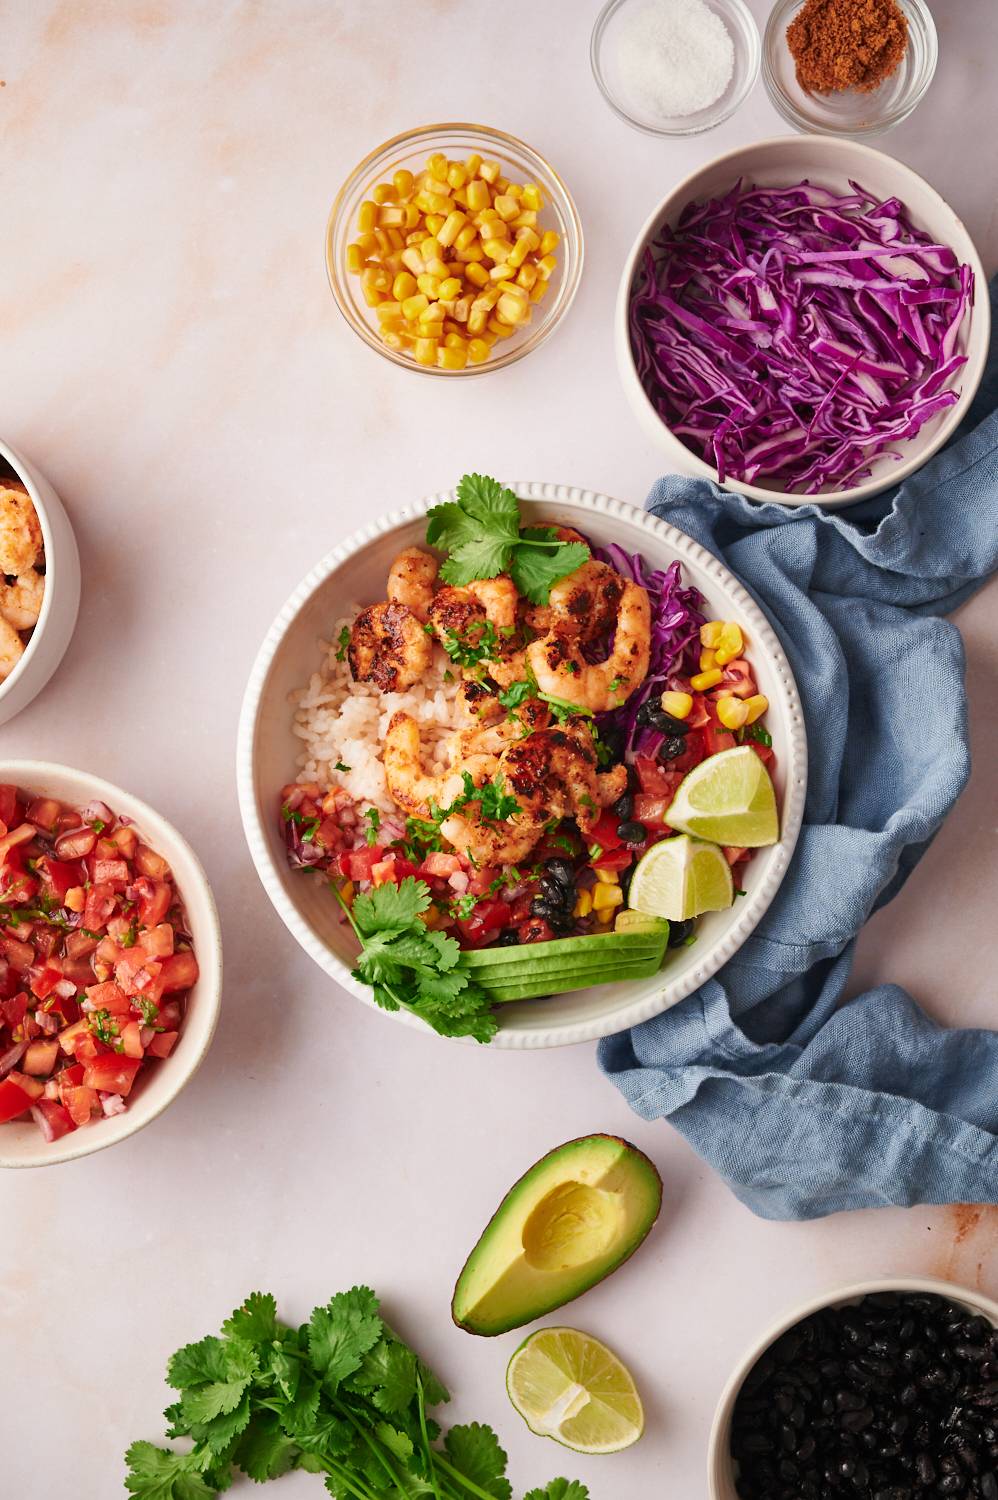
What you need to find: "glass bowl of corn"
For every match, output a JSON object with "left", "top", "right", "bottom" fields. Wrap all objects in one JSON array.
[{"left": 326, "top": 123, "right": 584, "bottom": 375}]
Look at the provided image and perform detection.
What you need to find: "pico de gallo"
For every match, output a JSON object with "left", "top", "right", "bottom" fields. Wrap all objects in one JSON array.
[{"left": 0, "top": 786, "right": 198, "bottom": 1141}]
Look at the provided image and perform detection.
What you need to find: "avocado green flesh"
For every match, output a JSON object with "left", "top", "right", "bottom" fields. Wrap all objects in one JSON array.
[
  {"left": 485, "top": 960, "right": 666, "bottom": 1003},
  {"left": 615, "top": 911, "right": 670, "bottom": 938},
  {"left": 465, "top": 942, "right": 666, "bottom": 981},
  {"left": 452, "top": 1134, "right": 662, "bottom": 1337},
  {"left": 458, "top": 931, "right": 666, "bottom": 969}
]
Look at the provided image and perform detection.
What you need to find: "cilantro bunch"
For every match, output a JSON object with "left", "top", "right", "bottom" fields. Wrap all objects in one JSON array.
[
  {"left": 426, "top": 476, "right": 589, "bottom": 607},
  {"left": 125, "top": 1287, "right": 591, "bottom": 1500},
  {"left": 336, "top": 877, "right": 498, "bottom": 1044}
]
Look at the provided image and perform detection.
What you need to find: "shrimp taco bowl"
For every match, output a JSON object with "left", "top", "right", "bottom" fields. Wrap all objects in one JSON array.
[{"left": 237, "top": 481, "right": 806, "bottom": 1048}]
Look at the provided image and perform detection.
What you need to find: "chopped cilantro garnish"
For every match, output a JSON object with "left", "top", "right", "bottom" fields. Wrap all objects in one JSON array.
[
  {"left": 89, "top": 1009, "right": 120, "bottom": 1045},
  {"left": 743, "top": 720, "right": 773, "bottom": 748},
  {"left": 334, "top": 760, "right": 351, "bottom": 773},
  {"left": 334, "top": 625, "right": 350, "bottom": 662},
  {"left": 441, "top": 619, "right": 500, "bottom": 670},
  {"left": 364, "top": 807, "right": 381, "bottom": 846}
]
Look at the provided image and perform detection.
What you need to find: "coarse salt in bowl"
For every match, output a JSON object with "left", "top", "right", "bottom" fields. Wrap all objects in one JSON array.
[{"left": 591, "top": 0, "right": 761, "bottom": 137}]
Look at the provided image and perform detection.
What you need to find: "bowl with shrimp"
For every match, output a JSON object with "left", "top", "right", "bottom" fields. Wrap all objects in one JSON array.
[
  {"left": 237, "top": 481, "right": 807, "bottom": 1048},
  {"left": 0, "top": 440, "right": 81, "bottom": 727}
]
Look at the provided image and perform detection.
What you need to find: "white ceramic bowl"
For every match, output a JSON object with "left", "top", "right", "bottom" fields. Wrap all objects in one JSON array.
[
  {"left": 0, "top": 762, "right": 223, "bottom": 1168},
  {"left": 237, "top": 482, "right": 807, "bottom": 1049},
  {"left": 616, "top": 136, "right": 990, "bottom": 509},
  {"left": 0, "top": 440, "right": 81, "bottom": 726},
  {"left": 707, "top": 1275, "right": 998, "bottom": 1498}
]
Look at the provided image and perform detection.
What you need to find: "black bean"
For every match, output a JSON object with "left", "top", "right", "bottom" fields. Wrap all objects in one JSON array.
[
  {"left": 497, "top": 929, "right": 519, "bottom": 946},
  {"left": 667, "top": 918, "right": 694, "bottom": 948},
  {"left": 981, "top": 1473, "right": 998, "bottom": 1500},
  {"left": 544, "top": 858, "right": 575, "bottom": 888},
  {"left": 659, "top": 735, "right": 687, "bottom": 760},
  {"left": 616, "top": 820, "right": 646, "bottom": 846},
  {"left": 612, "top": 791, "right": 633, "bottom": 820}
]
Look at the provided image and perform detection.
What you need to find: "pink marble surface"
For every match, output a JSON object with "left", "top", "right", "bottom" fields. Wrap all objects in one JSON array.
[{"left": 1, "top": 1, "right": 996, "bottom": 1494}]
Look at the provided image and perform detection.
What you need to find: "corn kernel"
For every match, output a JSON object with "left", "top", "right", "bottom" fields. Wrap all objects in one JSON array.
[
  {"left": 437, "top": 344, "right": 468, "bottom": 369},
  {"left": 699, "top": 648, "right": 717, "bottom": 672},
  {"left": 452, "top": 296, "right": 472, "bottom": 323},
  {"left": 375, "top": 300, "right": 402, "bottom": 322},
  {"left": 573, "top": 888, "right": 594, "bottom": 919},
  {"left": 373, "top": 183, "right": 396, "bottom": 205},
  {"left": 446, "top": 162, "right": 467, "bottom": 190},
  {"left": 511, "top": 209, "right": 538, "bottom": 230},
  {"left": 445, "top": 260, "right": 464, "bottom": 278},
  {"left": 424, "top": 213, "right": 445, "bottom": 236},
  {"left": 493, "top": 193, "right": 520, "bottom": 222},
  {"left": 482, "top": 237, "right": 509, "bottom": 264},
  {"left": 488, "top": 315, "right": 515, "bottom": 339},
  {"left": 479, "top": 160, "right": 501, "bottom": 183},
  {"left": 377, "top": 205, "right": 405, "bottom": 228},
  {"left": 418, "top": 236, "right": 441, "bottom": 262},
  {"left": 346, "top": 243, "right": 364, "bottom": 274},
  {"left": 690, "top": 668, "right": 724, "bottom": 691},
  {"left": 423, "top": 257, "right": 447, "bottom": 279},
  {"left": 466, "top": 179, "right": 490, "bottom": 212},
  {"left": 743, "top": 694, "right": 769, "bottom": 725},
  {"left": 393, "top": 168, "right": 414, "bottom": 198},
  {"left": 374, "top": 230, "right": 393, "bottom": 256},
  {"left": 437, "top": 210, "right": 467, "bottom": 248},
  {"left": 716, "top": 695, "right": 749, "bottom": 730},
  {"left": 400, "top": 247, "right": 424, "bottom": 277},
  {"left": 414, "top": 273, "right": 439, "bottom": 299},
  {"left": 338, "top": 879, "right": 355, "bottom": 906},
  {"left": 428, "top": 151, "right": 448, "bottom": 182},
  {"left": 507, "top": 235, "right": 531, "bottom": 268},
  {"left": 438, "top": 276, "right": 462, "bottom": 300},
  {"left": 594, "top": 866, "right": 619, "bottom": 884},
  {"left": 515, "top": 262, "right": 538, "bottom": 290},
  {"left": 419, "top": 903, "right": 442, "bottom": 929},
  {"left": 537, "top": 253, "right": 557, "bottom": 279},
  {"left": 661, "top": 690, "right": 693, "bottom": 720},
  {"left": 488, "top": 262, "right": 512, "bottom": 282},
  {"left": 403, "top": 202, "right": 421, "bottom": 229},
  {"left": 713, "top": 622, "right": 744, "bottom": 666},
  {"left": 465, "top": 262, "right": 489, "bottom": 288},
  {"left": 455, "top": 223, "right": 478, "bottom": 252},
  {"left": 522, "top": 183, "right": 544, "bottom": 212},
  {"left": 700, "top": 620, "right": 725, "bottom": 648},
  {"left": 356, "top": 232, "right": 378, "bottom": 255},
  {"left": 592, "top": 882, "right": 624, "bottom": 911},
  {"left": 539, "top": 229, "right": 560, "bottom": 256},
  {"left": 457, "top": 243, "right": 485, "bottom": 263},
  {"left": 496, "top": 293, "right": 526, "bottom": 324},
  {"left": 467, "top": 308, "right": 488, "bottom": 335},
  {"left": 401, "top": 292, "right": 429, "bottom": 320},
  {"left": 383, "top": 252, "right": 403, "bottom": 275},
  {"left": 418, "top": 302, "right": 445, "bottom": 325},
  {"left": 392, "top": 271, "right": 417, "bottom": 302},
  {"left": 357, "top": 200, "right": 377, "bottom": 233},
  {"left": 465, "top": 152, "right": 482, "bottom": 176},
  {"left": 472, "top": 285, "right": 500, "bottom": 312},
  {"left": 361, "top": 283, "right": 384, "bottom": 307},
  {"left": 529, "top": 279, "right": 549, "bottom": 302},
  {"left": 413, "top": 336, "right": 439, "bottom": 366},
  {"left": 467, "top": 337, "right": 491, "bottom": 364}
]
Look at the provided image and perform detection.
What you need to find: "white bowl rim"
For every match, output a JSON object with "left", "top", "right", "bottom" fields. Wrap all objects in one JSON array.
[
  {"left": 0, "top": 439, "right": 73, "bottom": 706},
  {"left": 236, "top": 480, "right": 807, "bottom": 1049},
  {"left": 706, "top": 1273, "right": 998, "bottom": 1497},
  {"left": 618, "top": 133, "right": 991, "bottom": 507},
  {"left": 0, "top": 760, "right": 223, "bottom": 1167}
]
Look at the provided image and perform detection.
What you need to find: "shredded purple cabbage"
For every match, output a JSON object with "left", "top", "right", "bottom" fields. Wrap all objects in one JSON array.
[
  {"left": 629, "top": 178, "right": 974, "bottom": 495},
  {"left": 592, "top": 542, "right": 704, "bottom": 759}
]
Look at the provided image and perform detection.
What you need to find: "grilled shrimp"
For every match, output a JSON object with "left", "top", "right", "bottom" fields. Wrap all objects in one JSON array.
[
  {"left": 427, "top": 574, "right": 519, "bottom": 642},
  {"left": 0, "top": 571, "right": 43, "bottom": 632},
  {"left": 527, "top": 576, "right": 651, "bottom": 713},
  {"left": 0, "top": 480, "right": 43, "bottom": 577},
  {"left": 439, "top": 808, "right": 547, "bottom": 868},
  {"left": 348, "top": 602, "right": 432, "bottom": 693},
  {"left": 387, "top": 547, "right": 438, "bottom": 623},
  {"left": 497, "top": 723, "right": 626, "bottom": 836},
  {"left": 383, "top": 711, "right": 496, "bottom": 817},
  {"left": 448, "top": 695, "right": 550, "bottom": 761},
  {"left": 0, "top": 615, "right": 24, "bottom": 683}
]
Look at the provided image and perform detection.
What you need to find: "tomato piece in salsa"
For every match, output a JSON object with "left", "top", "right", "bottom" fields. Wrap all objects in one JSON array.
[{"left": 0, "top": 786, "right": 198, "bottom": 1141}]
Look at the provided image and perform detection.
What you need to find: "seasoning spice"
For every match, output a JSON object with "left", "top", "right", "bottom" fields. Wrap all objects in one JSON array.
[
  {"left": 787, "top": 0, "right": 908, "bottom": 95},
  {"left": 613, "top": 0, "right": 735, "bottom": 121}
]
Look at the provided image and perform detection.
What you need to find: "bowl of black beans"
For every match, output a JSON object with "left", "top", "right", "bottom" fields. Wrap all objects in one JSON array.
[{"left": 709, "top": 1277, "right": 998, "bottom": 1500}]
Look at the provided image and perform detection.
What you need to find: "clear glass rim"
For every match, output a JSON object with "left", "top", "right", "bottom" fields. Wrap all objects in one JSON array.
[
  {"left": 325, "top": 122, "right": 584, "bottom": 377},
  {"left": 762, "top": 0, "right": 938, "bottom": 138},
  {"left": 590, "top": 0, "right": 761, "bottom": 139}
]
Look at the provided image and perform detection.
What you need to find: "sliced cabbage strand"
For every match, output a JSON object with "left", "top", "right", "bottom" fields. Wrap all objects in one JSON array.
[{"left": 630, "top": 178, "right": 974, "bottom": 494}]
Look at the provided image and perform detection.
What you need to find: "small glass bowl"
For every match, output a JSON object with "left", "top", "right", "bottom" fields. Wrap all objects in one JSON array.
[
  {"left": 590, "top": 0, "right": 761, "bottom": 138},
  {"left": 763, "top": 0, "right": 937, "bottom": 137},
  {"left": 325, "top": 123, "right": 583, "bottom": 377}
]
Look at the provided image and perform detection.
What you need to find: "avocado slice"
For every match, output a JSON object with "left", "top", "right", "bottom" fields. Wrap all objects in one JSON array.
[
  {"left": 466, "top": 945, "right": 665, "bottom": 983},
  {"left": 458, "top": 930, "right": 666, "bottom": 970},
  {"left": 452, "top": 1134, "right": 662, "bottom": 1337},
  {"left": 484, "top": 957, "right": 667, "bottom": 1003},
  {"left": 614, "top": 911, "right": 670, "bottom": 939}
]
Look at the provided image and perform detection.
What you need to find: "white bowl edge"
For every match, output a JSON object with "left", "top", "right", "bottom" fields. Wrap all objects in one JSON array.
[{"left": 236, "top": 482, "right": 807, "bottom": 1049}]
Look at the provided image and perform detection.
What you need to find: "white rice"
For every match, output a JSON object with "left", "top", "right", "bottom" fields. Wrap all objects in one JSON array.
[{"left": 290, "top": 610, "right": 462, "bottom": 815}]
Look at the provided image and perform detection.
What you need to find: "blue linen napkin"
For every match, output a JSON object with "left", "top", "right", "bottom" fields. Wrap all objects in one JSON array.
[{"left": 598, "top": 278, "right": 998, "bottom": 1220}]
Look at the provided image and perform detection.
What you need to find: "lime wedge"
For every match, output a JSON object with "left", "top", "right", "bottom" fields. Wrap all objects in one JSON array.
[
  {"left": 665, "top": 745, "right": 779, "bottom": 847},
  {"left": 628, "top": 835, "right": 733, "bottom": 921},
  {"left": 506, "top": 1327, "right": 644, "bottom": 1454}
]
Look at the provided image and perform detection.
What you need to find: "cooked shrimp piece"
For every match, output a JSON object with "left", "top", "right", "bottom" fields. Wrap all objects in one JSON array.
[
  {"left": 0, "top": 570, "right": 43, "bottom": 632},
  {"left": 348, "top": 602, "right": 432, "bottom": 693},
  {"left": 0, "top": 480, "right": 42, "bottom": 577},
  {"left": 0, "top": 615, "right": 24, "bottom": 683},
  {"left": 427, "top": 574, "right": 519, "bottom": 645},
  {"left": 383, "top": 711, "right": 496, "bottom": 817},
  {"left": 527, "top": 578, "right": 651, "bottom": 713},
  {"left": 387, "top": 547, "right": 438, "bottom": 622},
  {"left": 448, "top": 696, "right": 550, "bottom": 761},
  {"left": 548, "top": 560, "right": 628, "bottom": 643},
  {"left": 440, "top": 808, "right": 546, "bottom": 868},
  {"left": 497, "top": 723, "right": 623, "bottom": 837}
]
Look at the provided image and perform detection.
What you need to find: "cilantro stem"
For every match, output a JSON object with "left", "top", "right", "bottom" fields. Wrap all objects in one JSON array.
[
  {"left": 415, "top": 1374, "right": 444, "bottom": 1500},
  {"left": 435, "top": 1452, "right": 510, "bottom": 1500},
  {"left": 335, "top": 1396, "right": 414, "bottom": 1496},
  {"left": 321, "top": 1456, "right": 379, "bottom": 1500}
]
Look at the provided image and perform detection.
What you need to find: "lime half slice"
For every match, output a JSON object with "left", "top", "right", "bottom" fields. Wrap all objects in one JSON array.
[
  {"left": 665, "top": 745, "right": 779, "bottom": 848},
  {"left": 628, "top": 835, "right": 733, "bottom": 922},
  {"left": 506, "top": 1327, "right": 644, "bottom": 1455}
]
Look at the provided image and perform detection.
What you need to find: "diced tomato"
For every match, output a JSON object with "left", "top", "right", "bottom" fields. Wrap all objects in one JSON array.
[
  {"left": 703, "top": 725, "right": 737, "bottom": 757},
  {"left": 84, "top": 980, "right": 132, "bottom": 1015},
  {"left": 0, "top": 1078, "right": 34, "bottom": 1122},
  {"left": 72, "top": 1032, "right": 104, "bottom": 1063},
  {"left": 1, "top": 992, "right": 28, "bottom": 1029},
  {"left": 420, "top": 852, "right": 463, "bottom": 878},
  {"left": 110, "top": 824, "right": 138, "bottom": 859},
  {"left": 516, "top": 917, "right": 556, "bottom": 944},
  {"left": 158, "top": 951, "right": 199, "bottom": 993},
  {"left": 58, "top": 1019, "right": 89, "bottom": 1055},
  {"left": 65, "top": 930, "right": 99, "bottom": 961},
  {"left": 633, "top": 793, "right": 673, "bottom": 829},
  {"left": 7, "top": 1070, "right": 44, "bottom": 1100},
  {"left": 458, "top": 898, "right": 512, "bottom": 947},
  {"left": 58, "top": 1063, "right": 85, "bottom": 1089},
  {"left": 509, "top": 893, "right": 535, "bottom": 924},
  {"left": 663, "top": 728, "right": 707, "bottom": 774},
  {"left": 40, "top": 856, "right": 87, "bottom": 902},
  {"left": 0, "top": 822, "right": 37, "bottom": 865},
  {"left": 747, "top": 740, "right": 775, "bottom": 769},
  {"left": 723, "top": 846, "right": 749, "bottom": 865},
  {"left": 0, "top": 785, "right": 19, "bottom": 830},
  {"left": 592, "top": 846, "right": 633, "bottom": 873},
  {"left": 114, "top": 952, "right": 163, "bottom": 1000},
  {"left": 465, "top": 865, "right": 500, "bottom": 896},
  {"left": 93, "top": 857, "right": 130, "bottom": 887},
  {"left": 26, "top": 798, "right": 61, "bottom": 832},
  {"left": 31, "top": 925, "right": 62, "bottom": 961},
  {"left": 31, "top": 1098, "right": 75, "bottom": 1140},
  {"left": 370, "top": 853, "right": 418, "bottom": 887},
  {"left": 81, "top": 1054, "right": 141, "bottom": 1096},
  {"left": 138, "top": 923, "right": 174, "bottom": 959},
  {"left": 63, "top": 1086, "right": 98, "bottom": 1127},
  {"left": 3, "top": 937, "right": 35, "bottom": 973},
  {"left": 29, "top": 965, "right": 63, "bottom": 1000},
  {"left": 339, "top": 846, "right": 384, "bottom": 883},
  {"left": 120, "top": 1020, "right": 145, "bottom": 1059},
  {"left": 157, "top": 1000, "right": 182, "bottom": 1028},
  {"left": 136, "top": 879, "right": 172, "bottom": 927},
  {"left": 83, "top": 881, "right": 118, "bottom": 933},
  {"left": 134, "top": 843, "right": 170, "bottom": 879},
  {"left": 590, "top": 810, "right": 623, "bottom": 851},
  {"left": 147, "top": 1031, "right": 178, "bottom": 1059},
  {"left": 0, "top": 850, "right": 39, "bottom": 904},
  {"left": 23, "top": 1039, "right": 59, "bottom": 1076},
  {"left": 635, "top": 754, "right": 683, "bottom": 798}
]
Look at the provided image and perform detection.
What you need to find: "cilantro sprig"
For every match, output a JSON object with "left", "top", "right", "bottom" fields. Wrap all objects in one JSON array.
[
  {"left": 125, "top": 1288, "right": 591, "bottom": 1500},
  {"left": 335, "top": 877, "right": 498, "bottom": 1044},
  {"left": 496, "top": 672, "right": 593, "bottom": 728},
  {"left": 426, "top": 475, "right": 589, "bottom": 607}
]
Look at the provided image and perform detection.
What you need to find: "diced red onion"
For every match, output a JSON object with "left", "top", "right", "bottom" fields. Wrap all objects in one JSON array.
[
  {"left": 80, "top": 800, "right": 114, "bottom": 825},
  {"left": 101, "top": 1093, "right": 127, "bottom": 1117},
  {"left": 447, "top": 871, "right": 470, "bottom": 894},
  {"left": 30, "top": 1104, "right": 57, "bottom": 1141},
  {"left": 34, "top": 1010, "right": 61, "bottom": 1034},
  {"left": 0, "top": 1040, "right": 28, "bottom": 1076}
]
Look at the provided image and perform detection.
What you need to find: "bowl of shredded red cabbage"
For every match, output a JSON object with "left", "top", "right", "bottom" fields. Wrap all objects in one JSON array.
[{"left": 619, "top": 139, "right": 989, "bottom": 506}]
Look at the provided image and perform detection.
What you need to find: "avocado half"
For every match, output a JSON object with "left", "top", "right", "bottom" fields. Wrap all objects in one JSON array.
[{"left": 452, "top": 1134, "right": 663, "bottom": 1337}]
